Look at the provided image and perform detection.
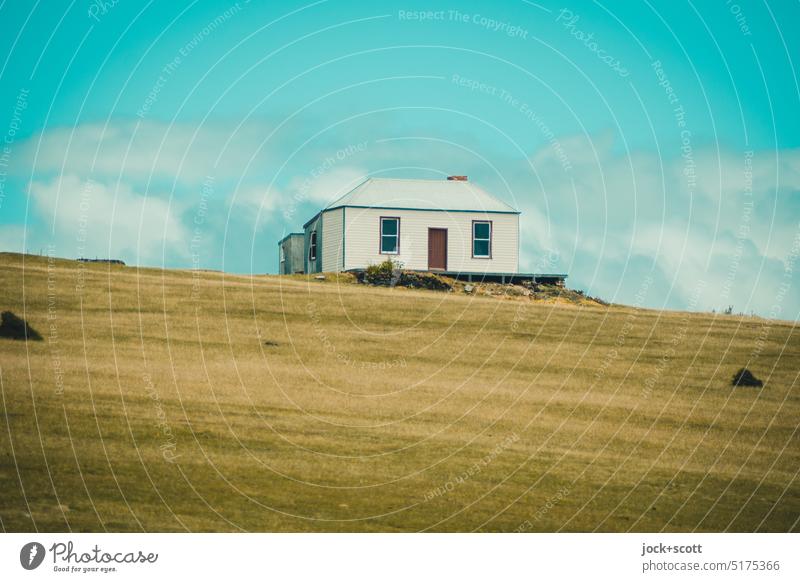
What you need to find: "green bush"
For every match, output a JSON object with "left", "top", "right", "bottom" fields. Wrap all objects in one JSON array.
[
  {"left": 361, "top": 260, "right": 452, "bottom": 291},
  {"left": 364, "top": 258, "right": 402, "bottom": 286}
]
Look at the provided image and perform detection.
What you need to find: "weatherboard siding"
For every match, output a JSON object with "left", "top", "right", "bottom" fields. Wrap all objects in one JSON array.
[
  {"left": 321, "top": 208, "right": 344, "bottom": 272},
  {"left": 343, "top": 208, "right": 519, "bottom": 273},
  {"left": 278, "top": 234, "right": 304, "bottom": 274},
  {"left": 303, "top": 214, "right": 322, "bottom": 274}
]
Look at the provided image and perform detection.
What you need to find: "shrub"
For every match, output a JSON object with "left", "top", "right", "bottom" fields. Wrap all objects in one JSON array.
[
  {"left": 360, "top": 260, "right": 452, "bottom": 291},
  {"left": 732, "top": 368, "right": 763, "bottom": 388},
  {"left": 0, "top": 311, "right": 43, "bottom": 341},
  {"left": 364, "top": 258, "right": 402, "bottom": 286}
]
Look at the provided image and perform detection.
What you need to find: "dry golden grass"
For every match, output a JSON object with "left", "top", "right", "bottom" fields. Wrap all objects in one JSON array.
[{"left": 0, "top": 251, "right": 798, "bottom": 532}]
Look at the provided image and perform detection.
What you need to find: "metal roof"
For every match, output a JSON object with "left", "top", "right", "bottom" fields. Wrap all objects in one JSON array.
[
  {"left": 322, "top": 178, "right": 520, "bottom": 214},
  {"left": 277, "top": 232, "right": 304, "bottom": 245}
]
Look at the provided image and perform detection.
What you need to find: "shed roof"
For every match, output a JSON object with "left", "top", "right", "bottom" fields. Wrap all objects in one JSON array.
[
  {"left": 277, "top": 232, "right": 304, "bottom": 245},
  {"left": 323, "top": 178, "right": 519, "bottom": 214}
]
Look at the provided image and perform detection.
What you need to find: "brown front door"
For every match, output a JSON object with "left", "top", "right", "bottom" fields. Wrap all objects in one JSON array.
[{"left": 428, "top": 228, "right": 447, "bottom": 270}]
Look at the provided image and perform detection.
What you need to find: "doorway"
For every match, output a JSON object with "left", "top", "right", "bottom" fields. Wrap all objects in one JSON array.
[{"left": 428, "top": 228, "right": 447, "bottom": 270}]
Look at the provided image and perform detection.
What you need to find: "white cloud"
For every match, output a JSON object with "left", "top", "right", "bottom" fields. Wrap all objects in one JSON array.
[
  {"left": 231, "top": 184, "right": 282, "bottom": 213},
  {"left": 14, "top": 119, "right": 305, "bottom": 264},
  {"left": 16, "top": 119, "right": 274, "bottom": 185},
  {"left": 518, "top": 132, "right": 800, "bottom": 317},
  {"left": 28, "top": 174, "right": 190, "bottom": 265},
  {"left": 0, "top": 225, "right": 27, "bottom": 254},
  {"left": 289, "top": 166, "right": 368, "bottom": 207}
]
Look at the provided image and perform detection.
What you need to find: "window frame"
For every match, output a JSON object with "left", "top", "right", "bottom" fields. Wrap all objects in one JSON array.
[
  {"left": 472, "top": 220, "right": 492, "bottom": 259},
  {"left": 379, "top": 216, "right": 400, "bottom": 255},
  {"left": 308, "top": 230, "right": 317, "bottom": 261}
]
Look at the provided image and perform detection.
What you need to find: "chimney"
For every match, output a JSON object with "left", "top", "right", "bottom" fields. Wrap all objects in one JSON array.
[{"left": 447, "top": 175, "right": 468, "bottom": 181}]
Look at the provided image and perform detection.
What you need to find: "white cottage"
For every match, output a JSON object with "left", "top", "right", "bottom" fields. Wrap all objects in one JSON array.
[{"left": 280, "top": 175, "right": 566, "bottom": 285}]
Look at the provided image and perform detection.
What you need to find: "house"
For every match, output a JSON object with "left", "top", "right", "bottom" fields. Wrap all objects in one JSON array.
[{"left": 280, "top": 176, "right": 566, "bottom": 285}]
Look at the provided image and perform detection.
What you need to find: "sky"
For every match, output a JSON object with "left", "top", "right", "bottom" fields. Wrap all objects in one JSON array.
[{"left": 0, "top": 0, "right": 798, "bottom": 319}]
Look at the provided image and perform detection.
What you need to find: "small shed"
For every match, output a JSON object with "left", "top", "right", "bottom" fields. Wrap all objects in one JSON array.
[{"left": 277, "top": 233, "right": 304, "bottom": 274}]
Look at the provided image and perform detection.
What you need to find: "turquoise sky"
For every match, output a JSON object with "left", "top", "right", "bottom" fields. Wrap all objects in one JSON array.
[{"left": 1, "top": 0, "right": 798, "bottom": 318}]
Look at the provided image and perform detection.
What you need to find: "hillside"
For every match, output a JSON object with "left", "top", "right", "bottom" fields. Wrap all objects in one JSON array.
[{"left": 0, "top": 252, "right": 797, "bottom": 532}]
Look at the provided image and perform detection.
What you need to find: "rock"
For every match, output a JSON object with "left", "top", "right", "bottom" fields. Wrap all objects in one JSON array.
[
  {"left": 464, "top": 284, "right": 474, "bottom": 293},
  {"left": 314, "top": 275, "right": 326, "bottom": 280},
  {"left": 398, "top": 272, "right": 451, "bottom": 291},
  {"left": 504, "top": 286, "right": 526, "bottom": 296}
]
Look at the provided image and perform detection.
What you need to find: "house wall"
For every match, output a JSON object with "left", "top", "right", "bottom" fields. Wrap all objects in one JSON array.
[
  {"left": 321, "top": 208, "right": 344, "bottom": 272},
  {"left": 343, "top": 208, "right": 519, "bottom": 273},
  {"left": 303, "top": 214, "right": 323, "bottom": 274}
]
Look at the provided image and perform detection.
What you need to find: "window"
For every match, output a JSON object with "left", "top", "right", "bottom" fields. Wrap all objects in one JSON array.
[
  {"left": 308, "top": 231, "right": 317, "bottom": 261},
  {"left": 472, "top": 221, "right": 491, "bottom": 258},
  {"left": 380, "top": 217, "right": 399, "bottom": 254}
]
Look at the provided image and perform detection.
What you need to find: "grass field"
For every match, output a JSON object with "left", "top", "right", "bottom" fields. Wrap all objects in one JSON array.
[{"left": 0, "top": 251, "right": 798, "bottom": 532}]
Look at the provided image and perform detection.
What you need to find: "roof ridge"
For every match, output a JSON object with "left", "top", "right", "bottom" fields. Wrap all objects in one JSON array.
[{"left": 323, "top": 177, "right": 372, "bottom": 210}]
